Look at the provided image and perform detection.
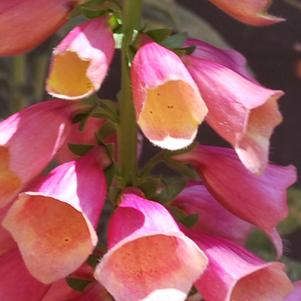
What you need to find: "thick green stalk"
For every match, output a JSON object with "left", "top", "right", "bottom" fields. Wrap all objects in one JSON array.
[{"left": 118, "top": 0, "right": 142, "bottom": 185}]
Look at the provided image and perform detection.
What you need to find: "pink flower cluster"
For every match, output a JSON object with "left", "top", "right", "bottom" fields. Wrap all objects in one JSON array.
[{"left": 0, "top": 1, "right": 300, "bottom": 301}]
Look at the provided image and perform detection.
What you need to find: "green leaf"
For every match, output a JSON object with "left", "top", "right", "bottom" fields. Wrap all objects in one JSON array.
[
  {"left": 68, "top": 144, "right": 94, "bottom": 156},
  {"left": 66, "top": 277, "right": 91, "bottom": 292},
  {"left": 156, "top": 177, "right": 187, "bottom": 203},
  {"left": 168, "top": 206, "right": 199, "bottom": 227},
  {"left": 146, "top": 28, "right": 172, "bottom": 42},
  {"left": 96, "top": 122, "right": 116, "bottom": 141},
  {"left": 160, "top": 32, "right": 187, "bottom": 49}
]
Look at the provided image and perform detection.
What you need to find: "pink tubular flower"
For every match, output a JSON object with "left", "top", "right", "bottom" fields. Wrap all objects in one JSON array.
[
  {"left": 190, "top": 234, "right": 293, "bottom": 301},
  {"left": 209, "top": 0, "right": 284, "bottom": 26},
  {"left": 182, "top": 38, "right": 283, "bottom": 174},
  {"left": 3, "top": 151, "right": 106, "bottom": 284},
  {"left": 172, "top": 182, "right": 253, "bottom": 244},
  {"left": 0, "top": 100, "right": 74, "bottom": 208},
  {"left": 46, "top": 17, "right": 115, "bottom": 100},
  {"left": 285, "top": 281, "right": 301, "bottom": 301},
  {"left": 131, "top": 40, "right": 208, "bottom": 150},
  {"left": 174, "top": 145, "right": 297, "bottom": 257},
  {"left": 94, "top": 192, "right": 208, "bottom": 301},
  {"left": 0, "top": 0, "right": 80, "bottom": 56}
]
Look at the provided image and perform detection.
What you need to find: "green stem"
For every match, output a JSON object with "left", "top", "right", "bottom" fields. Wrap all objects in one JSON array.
[
  {"left": 118, "top": 0, "right": 142, "bottom": 185},
  {"left": 10, "top": 55, "right": 27, "bottom": 113}
]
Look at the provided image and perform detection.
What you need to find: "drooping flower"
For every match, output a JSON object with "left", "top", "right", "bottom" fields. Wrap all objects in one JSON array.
[
  {"left": 190, "top": 234, "right": 293, "bottom": 301},
  {"left": 182, "top": 38, "right": 283, "bottom": 174},
  {"left": 0, "top": 0, "right": 81, "bottom": 56},
  {"left": 0, "top": 100, "right": 74, "bottom": 208},
  {"left": 3, "top": 151, "right": 106, "bottom": 284},
  {"left": 174, "top": 145, "right": 297, "bottom": 257},
  {"left": 46, "top": 17, "right": 115, "bottom": 100},
  {"left": 172, "top": 182, "right": 253, "bottom": 244},
  {"left": 209, "top": 0, "right": 284, "bottom": 26},
  {"left": 131, "top": 40, "right": 208, "bottom": 150},
  {"left": 94, "top": 191, "right": 208, "bottom": 301}
]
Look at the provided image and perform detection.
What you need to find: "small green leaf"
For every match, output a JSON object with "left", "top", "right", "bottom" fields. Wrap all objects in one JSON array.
[
  {"left": 146, "top": 28, "right": 172, "bottom": 42},
  {"left": 168, "top": 206, "right": 199, "bottom": 227},
  {"left": 160, "top": 32, "right": 187, "bottom": 49},
  {"left": 181, "top": 213, "right": 199, "bottom": 228},
  {"left": 96, "top": 122, "right": 116, "bottom": 141},
  {"left": 68, "top": 144, "right": 94, "bottom": 156},
  {"left": 156, "top": 177, "right": 187, "bottom": 203},
  {"left": 66, "top": 277, "right": 91, "bottom": 292}
]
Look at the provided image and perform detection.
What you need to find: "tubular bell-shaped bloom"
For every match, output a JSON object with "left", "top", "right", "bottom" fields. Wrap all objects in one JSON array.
[
  {"left": 190, "top": 234, "right": 292, "bottom": 301},
  {"left": 182, "top": 39, "right": 283, "bottom": 174},
  {"left": 285, "top": 281, "right": 301, "bottom": 301},
  {"left": 172, "top": 182, "right": 253, "bottom": 244},
  {"left": 46, "top": 17, "right": 115, "bottom": 100},
  {"left": 3, "top": 151, "right": 106, "bottom": 284},
  {"left": 94, "top": 192, "right": 208, "bottom": 301},
  {"left": 131, "top": 40, "right": 208, "bottom": 150},
  {"left": 0, "top": 100, "right": 74, "bottom": 208},
  {"left": 174, "top": 145, "right": 297, "bottom": 257},
  {"left": 209, "top": 0, "right": 284, "bottom": 26},
  {"left": 0, "top": 0, "right": 80, "bottom": 56}
]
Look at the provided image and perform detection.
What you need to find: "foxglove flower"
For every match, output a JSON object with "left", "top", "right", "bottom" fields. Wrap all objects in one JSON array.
[
  {"left": 46, "top": 17, "right": 115, "bottom": 100},
  {"left": 0, "top": 0, "right": 80, "bottom": 56},
  {"left": 0, "top": 100, "right": 74, "bottom": 208},
  {"left": 3, "top": 151, "right": 106, "bottom": 284},
  {"left": 209, "top": 0, "right": 284, "bottom": 26},
  {"left": 190, "top": 234, "right": 293, "bottom": 301},
  {"left": 174, "top": 145, "right": 297, "bottom": 257},
  {"left": 182, "top": 39, "right": 283, "bottom": 174},
  {"left": 94, "top": 191, "right": 208, "bottom": 301},
  {"left": 172, "top": 182, "right": 253, "bottom": 244},
  {"left": 131, "top": 40, "right": 208, "bottom": 150}
]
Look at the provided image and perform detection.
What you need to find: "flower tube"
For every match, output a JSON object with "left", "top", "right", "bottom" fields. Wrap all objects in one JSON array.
[
  {"left": 46, "top": 17, "right": 115, "bottom": 100},
  {"left": 131, "top": 40, "right": 207, "bottom": 150},
  {"left": 191, "top": 234, "right": 292, "bottom": 301},
  {"left": 182, "top": 39, "right": 283, "bottom": 174},
  {"left": 174, "top": 145, "right": 297, "bottom": 257},
  {"left": 94, "top": 192, "right": 208, "bottom": 301},
  {"left": 3, "top": 151, "right": 106, "bottom": 284},
  {"left": 0, "top": 100, "right": 73, "bottom": 208},
  {"left": 0, "top": 0, "right": 80, "bottom": 56},
  {"left": 209, "top": 0, "right": 284, "bottom": 26}
]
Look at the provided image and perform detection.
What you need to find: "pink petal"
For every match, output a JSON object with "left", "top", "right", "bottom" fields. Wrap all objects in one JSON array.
[
  {"left": 94, "top": 192, "right": 208, "bottom": 301},
  {"left": 184, "top": 38, "right": 252, "bottom": 80},
  {"left": 0, "top": 247, "right": 49, "bottom": 301},
  {"left": 0, "top": 100, "right": 74, "bottom": 207},
  {"left": 209, "top": 0, "right": 284, "bottom": 26},
  {"left": 285, "top": 281, "right": 301, "bottom": 301},
  {"left": 46, "top": 17, "right": 115, "bottom": 100},
  {"left": 174, "top": 145, "right": 297, "bottom": 257},
  {"left": 182, "top": 46, "right": 283, "bottom": 174},
  {"left": 0, "top": 0, "right": 80, "bottom": 56},
  {"left": 191, "top": 234, "right": 293, "bottom": 301},
  {"left": 131, "top": 40, "right": 207, "bottom": 150},
  {"left": 172, "top": 182, "right": 253, "bottom": 244},
  {"left": 3, "top": 152, "right": 106, "bottom": 284}
]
